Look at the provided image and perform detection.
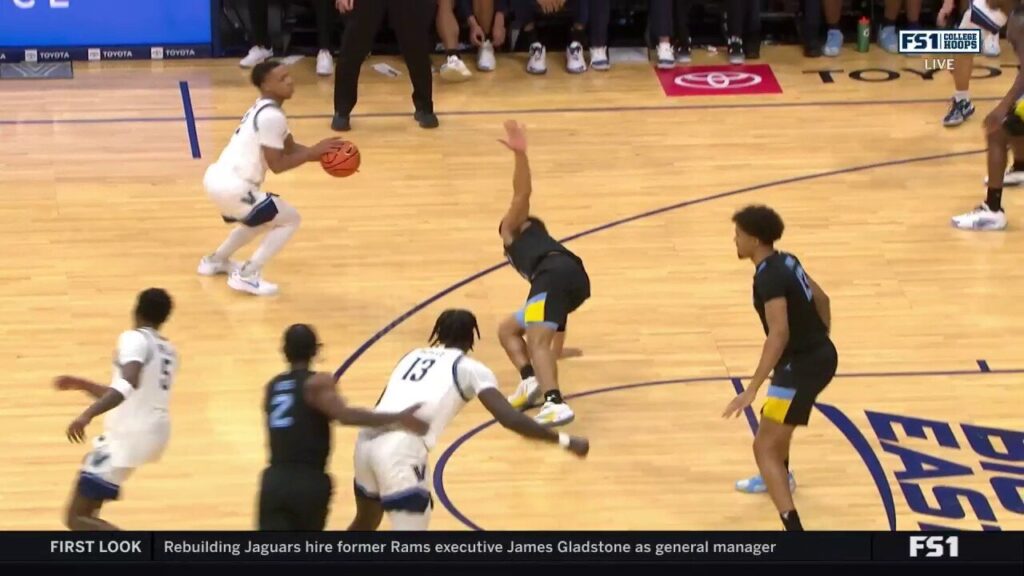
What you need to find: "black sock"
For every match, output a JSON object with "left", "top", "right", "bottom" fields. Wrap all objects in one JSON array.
[
  {"left": 570, "top": 27, "right": 586, "bottom": 46},
  {"left": 987, "top": 187, "right": 1003, "bottom": 212},
  {"left": 519, "top": 365, "right": 535, "bottom": 380},
  {"left": 544, "top": 389, "right": 563, "bottom": 404},
  {"left": 445, "top": 49, "right": 458, "bottom": 58},
  {"left": 780, "top": 509, "right": 803, "bottom": 531},
  {"left": 884, "top": 18, "right": 896, "bottom": 27},
  {"left": 1012, "top": 160, "right": 1024, "bottom": 172}
]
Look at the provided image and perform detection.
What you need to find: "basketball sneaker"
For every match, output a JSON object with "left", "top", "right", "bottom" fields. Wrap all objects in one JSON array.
[
  {"left": 984, "top": 168, "right": 1024, "bottom": 186},
  {"left": 656, "top": 42, "right": 675, "bottom": 69},
  {"left": 527, "top": 43, "right": 547, "bottom": 75},
  {"left": 228, "top": 269, "right": 279, "bottom": 296},
  {"left": 952, "top": 204, "right": 1007, "bottom": 230},
  {"left": 823, "top": 29, "right": 843, "bottom": 57},
  {"left": 508, "top": 376, "right": 541, "bottom": 410},
  {"left": 240, "top": 46, "right": 273, "bottom": 68},
  {"left": 196, "top": 256, "right": 238, "bottom": 276},
  {"left": 676, "top": 38, "right": 692, "bottom": 63},
  {"left": 566, "top": 41, "right": 587, "bottom": 73},
  {"left": 735, "top": 472, "right": 797, "bottom": 494},
  {"left": 727, "top": 37, "right": 744, "bottom": 64},
  {"left": 316, "top": 49, "right": 333, "bottom": 76},
  {"left": 440, "top": 54, "right": 472, "bottom": 82},
  {"left": 879, "top": 25, "right": 898, "bottom": 53},
  {"left": 477, "top": 40, "right": 496, "bottom": 72},
  {"left": 943, "top": 97, "right": 975, "bottom": 127},
  {"left": 590, "top": 46, "right": 610, "bottom": 71},
  {"left": 984, "top": 34, "right": 1001, "bottom": 57},
  {"left": 534, "top": 400, "right": 575, "bottom": 427}
]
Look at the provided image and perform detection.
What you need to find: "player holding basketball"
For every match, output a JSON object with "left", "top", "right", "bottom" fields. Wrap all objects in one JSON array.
[
  {"left": 198, "top": 60, "right": 343, "bottom": 296},
  {"left": 258, "top": 324, "right": 427, "bottom": 530},
  {"left": 347, "top": 309, "right": 589, "bottom": 531},
  {"left": 952, "top": 6, "right": 1024, "bottom": 230},
  {"left": 496, "top": 120, "right": 591, "bottom": 427},
  {"left": 939, "top": 0, "right": 1019, "bottom": 128},
  {"left": 723, "top": 206, "right": 837, "bottom": 532},
  {"left": 55, "top": 288, "right": 177, "bottom": 530}
]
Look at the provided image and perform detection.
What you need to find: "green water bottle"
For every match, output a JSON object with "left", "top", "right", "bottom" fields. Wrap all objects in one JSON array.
[{"left": 857, "top": 16, "right": 870, "bottom": 52}]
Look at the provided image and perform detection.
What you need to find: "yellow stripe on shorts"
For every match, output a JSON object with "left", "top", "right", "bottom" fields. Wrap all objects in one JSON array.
[
  {"left": 524, "top": 296, "right": 547, "bottom": 324},
  {"left": 761, "top": 397, "right": 792, "bottom": 424}
]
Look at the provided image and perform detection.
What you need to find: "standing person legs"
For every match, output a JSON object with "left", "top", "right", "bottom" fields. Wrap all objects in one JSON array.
[
  {"left": 332, "top": 0, "right": 389, "bottom": 131},
  {"left": 313, "top": 0, "right": 337, "bottom": 75},
  {"left": 565, "top": 0, "right": 589, "bottom": 73},
  {"left": 389, "top": 0, "right": 439, "bottom": 127},
  {"left": 822, "top": 0, "right": 843, "bottom": 56},
  {"left": 587, "top": 0, "right": 612, "bottom": 70},
  {"left": 800, "top": 0, "right": 822, "bottom": 57},
  {"left": 650, "top": 0, "right": 677, "bottom": 68},
  {"left": 725, "top": 0, "right": 747, "bottom": 63},
  {"left": 241, "top": 0, "right": 274, "bottom": 67}
]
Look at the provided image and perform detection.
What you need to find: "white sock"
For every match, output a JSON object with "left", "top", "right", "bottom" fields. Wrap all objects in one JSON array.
[
  {"left": 213, "top": 226, "right": 261, "bottom": 262},
  {"left": 241, "top": 197, "right": 301, "bottom": 275},
  {"left": 388, "top": 509, "right": 431, "bottom": 531},
  {"left": 954, "top": 90, "right": 970, "bottom": 102}
]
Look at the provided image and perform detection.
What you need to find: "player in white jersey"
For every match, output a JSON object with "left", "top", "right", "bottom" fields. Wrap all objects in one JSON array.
[
  {"left": 55, "top": 288, "right": 177, "bottom": 530},
  {"left": 346, "top": 309, "right": 590, "bottom": 531},
  {"left": 197, "top": 60, "right": 343, "bottom": 296}
]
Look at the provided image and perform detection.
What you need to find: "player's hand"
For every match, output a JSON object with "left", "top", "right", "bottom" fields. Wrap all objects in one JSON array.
[
  {"left": 66, "top": 415, "right": 91, "bottom": 443},
  {"left": 311, "top": 137, "right": 346, "bottom": 157},
  {"left": 54, "top": 375, "right": 87, "bottom": 391},
  {"left": 498, "top": 120, "right": 528, "bottom": 152},
  {"left": 336, "top": 0, "right": 354, "bottom": 13},
  {"left": 398, "top": 403, "right": 429, "bottom": 436},
  {"left": 566, "top": 436, "right": 589, "bottom": 458},
  {"left": 937, "top": 6, "right": 952, "bottom": 27},
  {"left": 469, "top": 23, "right": 486, "bottom": 47},
  {"left": 722, "top": 389, "right": 757, "bottom": 419},
  {"left": 492, "top": 18, "right": 507, "bottom": 47}
]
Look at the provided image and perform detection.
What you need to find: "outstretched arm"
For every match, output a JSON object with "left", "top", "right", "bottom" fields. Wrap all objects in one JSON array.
[
  {"left": 478, "top": 389, "right": 588, "bottom": 456},
  {"left": 498, "top": 120, "right": 532, "bottom": 243},
  {"left": 303, "top": 372, "right": 428, "bottom": 434},
  {"left": 54, "top": 375, "right": 108, "bottom": 400}
]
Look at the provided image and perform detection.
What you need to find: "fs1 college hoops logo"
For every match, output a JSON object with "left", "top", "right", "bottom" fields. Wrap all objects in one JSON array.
[
  {"left": 656, "top": 64, "right": 783, "bottom": 97},
  {"left": 898, "top": 29, "right": 981, "bottom": 72}
]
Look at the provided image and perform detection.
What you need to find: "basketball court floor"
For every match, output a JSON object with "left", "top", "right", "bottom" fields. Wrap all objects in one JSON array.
[{"left": 0, "top": 45, "right": 1021, "bottom": 531}]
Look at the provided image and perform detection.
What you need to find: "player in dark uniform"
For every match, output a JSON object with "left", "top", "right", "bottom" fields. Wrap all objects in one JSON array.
[
  {"left": 952, "top": 6, "right": 1024, "bottom": 231},
  {"left": 258, "top": 324, "right": 427, "bottom": 530},
  {"left": 496, "top": 120, "right": 591, "bottom": 427},
  {"left": 723, "top": 205, "right": 837, "bottom": 532}
]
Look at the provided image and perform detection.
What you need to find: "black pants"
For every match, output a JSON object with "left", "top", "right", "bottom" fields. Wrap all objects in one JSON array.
[
  {"left": 649, "top": 0, "right": 692, "bottom": 42},
  {"left": 258, "top": 466, "right": 333, "bottom": 531},
  {"left": 801, "top": 0, "right": 823, "bottom": 48},
  {"left": 250, "top": 0, "right": 335, "bottom": 50},
  {"left": 725, "top": 0, "right": 761, "bottom": 40},
  {"left": 334, "top": 0, "right": 436, "bottom": 116}
]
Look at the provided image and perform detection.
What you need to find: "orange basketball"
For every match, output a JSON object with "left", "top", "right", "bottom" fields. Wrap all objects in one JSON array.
[{"left": 320, "top": 140, "right": 360, "bottom": 177}]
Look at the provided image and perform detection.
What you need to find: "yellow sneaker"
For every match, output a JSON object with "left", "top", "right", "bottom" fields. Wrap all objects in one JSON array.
[
  {"left": 507, "top": 376, "right": 540, "bottom": 410},
  {"left": 534, "top": 401, "right": 575, "bottom": 427}
]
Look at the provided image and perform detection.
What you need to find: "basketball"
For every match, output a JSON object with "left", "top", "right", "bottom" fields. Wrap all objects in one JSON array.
[{"left": 320, "top": 140, "right": 360, "bottom": 177}]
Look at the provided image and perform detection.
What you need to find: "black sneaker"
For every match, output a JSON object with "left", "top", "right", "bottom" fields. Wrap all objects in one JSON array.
[
  {"left": 803, "top": 44, "right": 823, "bottom": 58},
  {"left": 744, "top": 35, "right": 761, "bottom": 59},
  {"left": 415, "top": 111, "right": 439, "bottom": 129},
  {"left": 331, "top": 114, "right": 351, "bottom": 132},
  {"left": 728, "top": 37, "right": 744, "bottom": 64},
  {"left": 943, "top": 97, "right": 975, "bottom": 127}
]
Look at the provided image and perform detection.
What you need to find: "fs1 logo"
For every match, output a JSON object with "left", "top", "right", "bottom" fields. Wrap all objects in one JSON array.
[
  {"left": 909, "top": 535, "right": 959, "bottom": 558},
  {"left": 898, "top": 30, "right": 981, "bottom": 54},
  {"left": 12, "top": 0, "right": 70, "bottom": 7}
]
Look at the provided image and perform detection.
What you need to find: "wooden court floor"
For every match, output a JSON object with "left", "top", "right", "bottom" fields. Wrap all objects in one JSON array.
[{"left": 0, "top": 45, "right": 1021, "bottom": 531}]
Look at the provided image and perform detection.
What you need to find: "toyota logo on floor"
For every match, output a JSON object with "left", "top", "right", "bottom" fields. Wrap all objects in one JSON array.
[{"left": 656, "top": 64, "right": 783, "bottom": 97}]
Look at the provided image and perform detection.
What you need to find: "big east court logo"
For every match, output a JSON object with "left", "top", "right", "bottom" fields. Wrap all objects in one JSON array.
[{"left": 817, "top": 367, "right": 1022, "bottom": 531}]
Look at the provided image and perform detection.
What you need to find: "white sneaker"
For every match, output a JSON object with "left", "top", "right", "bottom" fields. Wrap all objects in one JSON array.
[
  {"left": 534, "top": 400, "right": 575, "bottom": 427},
  {"left": 228, "top": 270, "right": 279, "bottom": 296},
  {"left": 508, "top": 376, "right": 541, "bottom": 410},
  {"left": 316, "top": 49, "right": 333, "bottom": 76},
  {"left": 477, "top": 40, "right": 496, "bottom": 71},
  {"left": 984, "top": 169, "right": 1024, "bottom": 186},
  {"left": 984, "top": 34, "right": 1001, "bottom": 57},
  {"left": 197, "top": 256, "right": 238, "bottom": 276},
  {"left": 239, "top": 46, "right": 273, "bottom": 68},
  {"left": 656, "top": 42, "right": 675, "bottom": 69},
  {"left": 527, "top": 42, "right": 547, "bottom": 74},
  {"left": 590, "top": 46, "right": 610, "bottom": 71},
  {"left": 440, "top": 54, "right": 472, "bottom": 82},
  {"left": 566, "top": 41, "right": 587, "bottom": 74},
  {"left": 951, "top": 203, "right": 1007, "bottom": 231}
]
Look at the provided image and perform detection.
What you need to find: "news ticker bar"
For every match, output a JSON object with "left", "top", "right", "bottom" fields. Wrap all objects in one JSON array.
[{"left": 0, "top": 532, "right": 1020, "bottom": 563}]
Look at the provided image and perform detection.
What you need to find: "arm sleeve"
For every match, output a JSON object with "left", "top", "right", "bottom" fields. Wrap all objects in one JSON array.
[
  {"left": 256, "top": 108, "right": 289, "bottom": 150},
  {"left": 755, "top": 265, "right": 789, "bottom": 302},
  {"left": 457, "top": 358, "right": 499, "bottom": 397},
  {"left": 117, "top": 330, "right": 150, "bottom": 365}
]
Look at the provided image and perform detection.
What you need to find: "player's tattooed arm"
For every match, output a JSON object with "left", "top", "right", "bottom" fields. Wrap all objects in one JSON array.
[
  {"left": 497, "top": 120, "right": 532, "bottom": 243},
  {"left": 303, "top": 372, "right": 428, "bottom": 434}
]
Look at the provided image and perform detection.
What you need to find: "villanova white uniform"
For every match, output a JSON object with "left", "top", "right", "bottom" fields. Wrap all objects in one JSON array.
[
  {"left": 203, "top": 98, "right": 289, "bottom": 223},
  {"left": 353, "top": 347, "right": 497, "bottom": 526},
  {"left": 960, "top": 0, "right": 1008, "bottom": 44},
  {"left": 78, "top": 328, "right": 178, "bottom": 501}
]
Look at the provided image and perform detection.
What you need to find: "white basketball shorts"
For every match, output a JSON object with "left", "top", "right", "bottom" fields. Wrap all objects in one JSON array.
[
  {"left": 203, "top": 164, "right": 272, "bottom": 223},
  {"left": 353, "top": 429, "right": 433, "bottom": 513},
  {"left": 78, "top": 427, "right": 169, "bottom": 501}
]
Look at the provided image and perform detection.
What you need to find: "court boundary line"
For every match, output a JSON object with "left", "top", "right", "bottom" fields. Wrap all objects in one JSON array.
[
  {"left": 433, "top": 365, "right": 1022, "bottom": 532},
  {"left": 0, "top": 96, "right": 1003, "bottom": 126}
]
